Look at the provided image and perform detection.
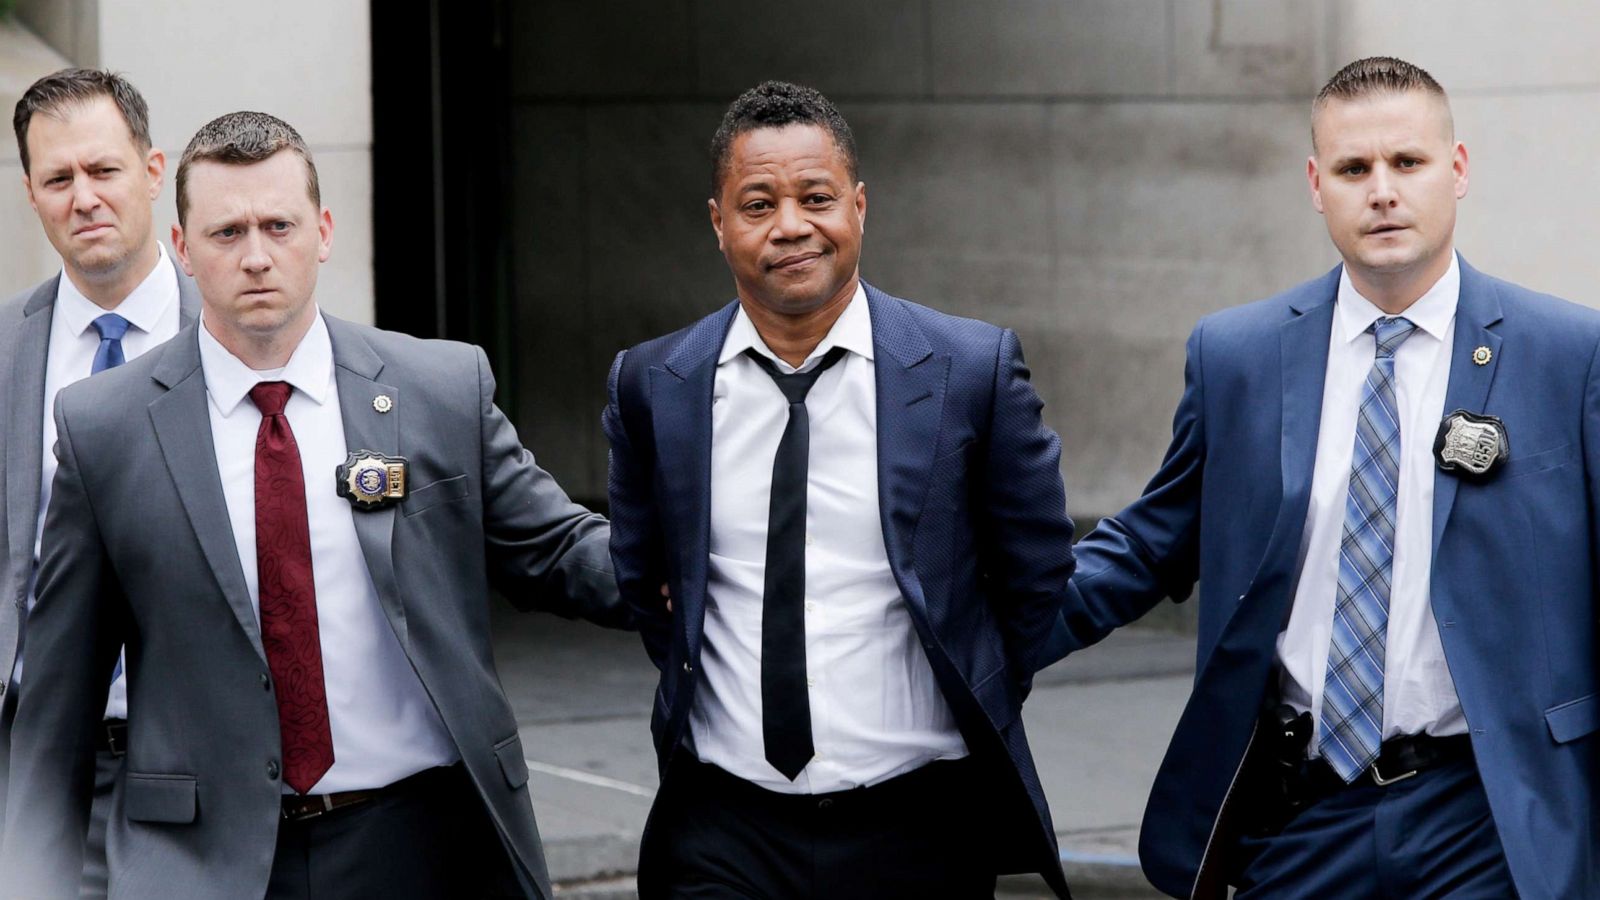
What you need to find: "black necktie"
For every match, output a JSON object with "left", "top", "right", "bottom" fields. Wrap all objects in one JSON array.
[{"left": 745, "top": 345, "right": 848, "bottom": 780}]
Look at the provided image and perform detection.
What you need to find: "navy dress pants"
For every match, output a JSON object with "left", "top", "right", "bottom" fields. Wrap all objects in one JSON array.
[{"left": 1233, "top": 757, "right": 1516, "bottom": 898}]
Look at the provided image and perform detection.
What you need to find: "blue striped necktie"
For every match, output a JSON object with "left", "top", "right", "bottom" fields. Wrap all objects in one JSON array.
[{"left": 1319, "top": 315, "right": 1416, "bottom": 782}]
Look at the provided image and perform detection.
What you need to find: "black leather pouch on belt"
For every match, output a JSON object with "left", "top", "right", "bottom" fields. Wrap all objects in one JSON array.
[{"left": 1237, "top": 704, "right": 1314, "bottom": 838}]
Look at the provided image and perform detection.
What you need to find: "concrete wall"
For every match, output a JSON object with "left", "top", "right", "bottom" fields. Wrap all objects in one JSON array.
[
  {"left": 0, "top": 19, "right": 72, "bottom": 291},
  {"left": 1, "top": 1, "right": 373, "bottom": 324},
  {"left": 510, "top": 0, "right": 1600, "bottom": 515}
]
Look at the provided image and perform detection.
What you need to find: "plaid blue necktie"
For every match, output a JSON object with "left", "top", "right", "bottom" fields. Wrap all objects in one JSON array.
[{"left": 1319, "top": 315, "right": 1416, "bottom": 782}]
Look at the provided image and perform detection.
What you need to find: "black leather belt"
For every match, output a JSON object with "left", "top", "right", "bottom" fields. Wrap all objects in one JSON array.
[
  {"left": 280, "top": 764, "right": 459, "bottom": 823},
  {"left": 1307, "top": 732, "right": 1473, "bottom": 794},
  {"left": 96, "top": 719, "right": 128, "bottom": 757}
]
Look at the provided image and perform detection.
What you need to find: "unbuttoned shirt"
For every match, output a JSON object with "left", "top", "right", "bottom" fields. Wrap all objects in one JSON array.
[
  {"left": 199, "top": 311, "right": 458, "bottom": 793},
  {"left": 1279, "top": 253, "right": 1468, "bottom": 751},
  {"left": 24, "top": 246, "right": 180, "bottom": 718},
  {"left": 692, "top": 284, "right": 969, "bottom": 794}
]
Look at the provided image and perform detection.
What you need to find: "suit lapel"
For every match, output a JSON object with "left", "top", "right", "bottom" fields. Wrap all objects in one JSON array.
[
  {"left": 865, "top": 285, "right": 945, "bottom": 612},
  {"left": 1242, "top": 268, "right": 1338, "bottom": 616},
  {"left": 325, "top": 317, "right": 409, "bottom": 649},
  {"left": 149, "top": 327, "right": 267, "bottom": 661},
  {"left": 6, "top": 279, "right": 57, "bottom": 577},
  {"left": 1431, "top": 259, "right": 1504, "bottom": 557},
  {"left": 654, "top": 303, "right": 736, "bottom": 662}
]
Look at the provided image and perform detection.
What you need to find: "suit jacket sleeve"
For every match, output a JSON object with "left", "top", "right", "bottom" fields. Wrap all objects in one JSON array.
[
  {"left": 0, "top": 394, "right": 126, "bottom": 899},
  {"left": 602, "top": 349, "right": 671, "bottom": 670},
  {"left": 1057, "top": 322, "right": 1207, "bottom": 656},
  {"left": 976, "top": 329, "right": 1079, "bottom": 686},
  {"left": 476, "top": 346, "right": 629, "bottom": 629}
]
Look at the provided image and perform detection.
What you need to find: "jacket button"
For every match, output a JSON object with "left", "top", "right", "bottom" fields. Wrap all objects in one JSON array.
[
  {"left": 266, "top": 759, "right": 280, "bottom": 780},
  {"left": 682, "top": 662, "right": 692, "bottom": 674},
  {"left": 261, "top": 673, "right": 272, "bottom": 691},
  {"left": 0, "top": 680, "right": 7, "bottom": 696}
]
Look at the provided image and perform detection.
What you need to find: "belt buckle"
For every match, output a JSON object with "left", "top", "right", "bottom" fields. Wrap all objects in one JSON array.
[
  {"left": 1369, "top": 760, "right": 1418, "bottom": 787},
  {"left": 104, "top": 723, "right": 128, "bottom": 757},
  {"left": 281, "top": 794, "right": 336, "bottom": 822}
]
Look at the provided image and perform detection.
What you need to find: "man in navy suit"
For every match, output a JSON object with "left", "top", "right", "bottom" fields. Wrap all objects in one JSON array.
[
  {"left": 1060, "top": 57, "right": 1597, "bottom": 898},
  {"left": 605, "top": 81, "right": 1075, "bottom": 898}
]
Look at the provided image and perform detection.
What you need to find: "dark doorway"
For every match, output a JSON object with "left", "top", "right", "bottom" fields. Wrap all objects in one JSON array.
[{"left": 369, "top": 0, "right": 517, "bottom": 405}]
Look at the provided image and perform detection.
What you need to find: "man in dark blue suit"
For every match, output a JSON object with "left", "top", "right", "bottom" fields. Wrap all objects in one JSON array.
[
  {"left": 605, "top": 81, "right": 1076, "bottom": 898},
  {"left": 1061, "top": 57, "right": 1598, "bottom": 898}
]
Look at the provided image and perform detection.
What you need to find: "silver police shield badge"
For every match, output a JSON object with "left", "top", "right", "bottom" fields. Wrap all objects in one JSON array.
[
  {"left": 336, "top": 451, "right": 409, "bottom": 509},
  {"left": 1432, "top": 410, "right": 1508, "bottom": 481}
]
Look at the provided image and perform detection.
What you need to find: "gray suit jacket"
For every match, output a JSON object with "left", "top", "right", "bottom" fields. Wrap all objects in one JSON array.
[
  {"left": 0, "top": 257, "right": 201, "bottom": 693},
  {"left": 0, "top": 315, "right": 624, "bottom": 899},
  {"left": 0, "top": 258, "right": 200, "bottom": 843}
]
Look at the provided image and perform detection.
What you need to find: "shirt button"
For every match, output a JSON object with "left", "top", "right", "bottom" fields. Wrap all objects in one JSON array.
[
  {"left": 806, "top": 677, "right": 816, "bottom": 687},
  {"left": 266, "top": 759, "right": 281, "bottom": 781},
  {"left": 804, "top": 533, "right": 814, "bottom": 547},
  {"left": 804, "top": 601, "right": 817, "bottom": 613}
]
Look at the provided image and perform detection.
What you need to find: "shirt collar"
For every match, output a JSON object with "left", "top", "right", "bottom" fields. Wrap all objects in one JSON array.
[
  {"left": 717, "top": 281, "right": 874, "bottom": 373},
  {"left": 198, "top": 308, "right": 334, "bottom": 416},
  {"left": 55, "top": 243, "right": 178, "bottom": 338},
  {"left": 1335, "top": 251, "right": 1459, "bottom": 345}
]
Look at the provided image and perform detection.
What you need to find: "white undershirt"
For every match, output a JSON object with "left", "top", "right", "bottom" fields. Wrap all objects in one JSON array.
[
  {"left": 24, "top": 245, "right": 180, "bottom": 719},
  {"left": 692, "top": 284, "right": 968, "bottom": 794},
  {"left": 198, "top": 311, "right": 457, "bottom": 793},
  {"left": 1279, "top": 254, "right": 1467, "bottom": 750}
]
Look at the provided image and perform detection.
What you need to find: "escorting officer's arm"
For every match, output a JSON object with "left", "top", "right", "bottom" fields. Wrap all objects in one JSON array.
[
  {"left": 477, "top": 346, "right": 631, "bottom": 629},
  {"left": 0, "top": 396, "right": 127, "bottom": 899},
  {"left": 1058, "top": 323, "right": 1208, "bottom": 657},
  {"left": 976, "top": 329, "right": 1079, "bottom": 688},
  {"left": 602, "top": 348, "right": 671, "bottom": 670}
]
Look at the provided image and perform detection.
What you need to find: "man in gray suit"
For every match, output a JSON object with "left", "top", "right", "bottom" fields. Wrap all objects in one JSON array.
[
  {"left": 0, "top": 69, "right": 200, "bottom": 896},
  {"left": 1, "top": 110, "right": 625, "bottom": 899}
]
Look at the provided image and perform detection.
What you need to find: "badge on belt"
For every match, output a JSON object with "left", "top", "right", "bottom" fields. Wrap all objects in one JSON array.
[
  {"left": 336, "top": 451, "right": 409, "bottom": 509},
  {"left": 1433, "top": 410, "right": 1508, "bottom": 481}
]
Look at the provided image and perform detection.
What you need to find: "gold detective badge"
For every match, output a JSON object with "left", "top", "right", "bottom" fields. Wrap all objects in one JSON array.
[{"left": 336, "top": 451, "right": 409, "bottom": 510}]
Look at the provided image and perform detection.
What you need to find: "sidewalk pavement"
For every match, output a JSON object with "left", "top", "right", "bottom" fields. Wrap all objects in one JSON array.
[{"left": 492, "top": 606, "right": 1196, "bottom": 899}]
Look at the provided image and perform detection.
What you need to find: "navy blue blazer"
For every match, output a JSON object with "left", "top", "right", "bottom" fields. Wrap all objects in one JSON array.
[
  {"left": 1062, "top": 258, "right": 1600, "bottom": 899},
  {"left": 604, "top": 283, "right": 1076, "bottom": 895}
]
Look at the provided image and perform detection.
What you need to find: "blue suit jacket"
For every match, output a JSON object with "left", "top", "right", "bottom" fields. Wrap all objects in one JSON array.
[
  {"left": 1062, "top": 258, "right": 1600, "bottom": 899},
  {"left": 604, "top": 283, "right": 1076, "bottom": 895}
]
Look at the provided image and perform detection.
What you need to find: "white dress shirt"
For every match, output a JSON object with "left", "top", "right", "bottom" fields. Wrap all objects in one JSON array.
[
  {"left": 198, "top": 311, "right": 457, "bottom": 793},
  {"left": 1279, "top": 253, "right": 1467, "bottom": 750},
  {"left": 692, "top": 284, "right": 969, "bottom": 794},
  {"left": 24, "top": 246, "right": 180, "bottom": 718}
]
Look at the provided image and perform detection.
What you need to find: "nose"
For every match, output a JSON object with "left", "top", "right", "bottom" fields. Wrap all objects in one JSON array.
[
  {"left": 1368, "top": 165, "right": 1399, "bottom": 210},
  {"left": 771, "top": 198, "right": 814, "bottom": 241},
  {"left": 241, "top": 230, "right": 272, "bottom": 274},
  {"left": 71, "top": 176, "right": 101, "bottom": 216}
]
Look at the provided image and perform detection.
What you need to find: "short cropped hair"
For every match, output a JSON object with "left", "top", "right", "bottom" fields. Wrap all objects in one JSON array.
[
  {"left": 176, "top": 111, "right": 321, "bottom": 227},
  {"left": 1312, "top": 57, "right": 1451, "bottom": 149},
  {"left": 709, "top": 80, "right": 859, "bottom": 198},
  {"left": 13, "top": 68, "right": 151, "bottom": 175}
]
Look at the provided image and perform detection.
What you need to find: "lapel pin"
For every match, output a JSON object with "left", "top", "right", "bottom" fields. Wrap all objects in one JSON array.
[
  {"left": 373, "top": 394, "right": 394, "bottom": 413},
  {"left": 336, "top": 450, "right": 409, "bottom": 510},
  {"left": 1472, "top": 346, "right": 1492, "bottom": 366},
  {"left": 1433, "top": 409, "right": 1508, "bottom": 481}
]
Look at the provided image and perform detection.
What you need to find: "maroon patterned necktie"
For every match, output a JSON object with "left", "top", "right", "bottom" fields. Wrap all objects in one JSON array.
[{"left": 249, "top": 381, "right": 334, "bottom": 794}]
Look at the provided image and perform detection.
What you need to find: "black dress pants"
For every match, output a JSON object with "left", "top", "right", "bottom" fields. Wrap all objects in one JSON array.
[
  {"left": 267, "top": 765, "right": 524, "bottom": 900},
  {"left": 640, "top": 756, "right": 998, "bottom": 900}
]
